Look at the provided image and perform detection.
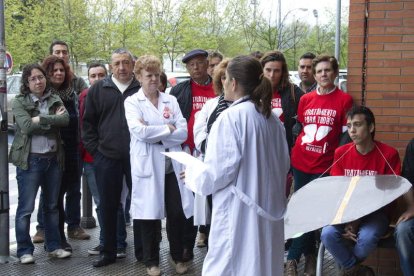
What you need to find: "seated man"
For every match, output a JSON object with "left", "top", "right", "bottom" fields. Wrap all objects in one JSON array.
[
  {"left": 321, "top": 106, "right": 401, "bottom": 275},
  {"left": 395, "top": 138, "right": 414, "bottom": 276}
]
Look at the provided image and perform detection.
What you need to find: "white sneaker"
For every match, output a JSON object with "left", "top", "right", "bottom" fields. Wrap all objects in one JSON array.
[
  {"left": 48, "top": 249, "right": 72, "bottom": 259},
  {"left": 20, "top": 254, "right": 35, "bottom": 264},
  {"left": 146, "top": 266, "right": 161, "bottom": 276},
  {"left": 175, "top": 262, "right": 188, "bottom": 274}
]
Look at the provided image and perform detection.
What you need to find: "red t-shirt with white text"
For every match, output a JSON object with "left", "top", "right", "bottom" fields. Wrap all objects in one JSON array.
[
  {"left": 330, "top": 141, "right": 401, "bottom": 177},
  {"left": 184, "top": 80, "right": 215, "bottom": 152},
  {"left": 271, "top": 90, "right": 284, "bottom": 123},
  {"left": 291, "top": 88, "right": 353, "bottom": 174}
]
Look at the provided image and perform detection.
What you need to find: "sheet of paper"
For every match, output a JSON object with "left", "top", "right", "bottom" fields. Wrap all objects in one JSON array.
[
  {"left": 161, "top": 151, "right": 204, "bottom": 167},
  {"left": 162, "top": 151, "right": 206, "bottom": 194}
]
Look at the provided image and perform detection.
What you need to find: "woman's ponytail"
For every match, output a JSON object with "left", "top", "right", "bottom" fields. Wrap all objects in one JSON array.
[
  {"left": 227, "top": 55, "right": 273, "bottom": 118},
  {"left": 251, "top": 74, "right": 272, "bottom": 118}
]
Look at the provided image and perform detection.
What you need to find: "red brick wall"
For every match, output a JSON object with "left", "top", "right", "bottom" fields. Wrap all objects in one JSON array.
[{"left": 348, "top": 0, "right": 414, "bottom": 157}]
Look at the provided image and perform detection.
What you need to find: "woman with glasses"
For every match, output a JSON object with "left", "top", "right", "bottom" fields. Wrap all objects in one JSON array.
[{"left": 10, "top": 64, "right": 70, "bottom": 264}]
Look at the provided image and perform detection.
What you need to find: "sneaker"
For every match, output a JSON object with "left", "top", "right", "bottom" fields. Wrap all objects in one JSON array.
[
  {"left": 20, "top": 254, "right": 35, "bottom": 264},
  {"left": 196, "top": 233, "right": 207, "bottom": 248},
  {"left": 285, "top": 259, "right": 298, "bottom": 276},
  {"left": 67, "top": 226, "right": 91, "bottom": 240},
  {"left": 48, "top": 249, "right": 72, "bottom": 259},
  {"left": 146, "top": 266, "right": 161, "bottom": 276},
  {"left": 175, "top": 262, "right": 188, "bottom": 274},
  {"left": 304, "top": 254, "right": 316, "bottom": 276},
  {"left": 32, "top": 229, "right": 44, "bottom": 243},
  {"left": 88, "top": 245, "right": 103, "bottom": 255},
  {"left": 116, "top": 248, "right": 126, "bottom": 259}
]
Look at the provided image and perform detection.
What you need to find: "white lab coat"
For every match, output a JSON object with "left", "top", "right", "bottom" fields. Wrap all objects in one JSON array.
[
  {"left": 193, "top": 96, "right": 219, "bottom": 151},
  {"left": 125, "top": 89, "right": 194, "bottom": 219},
  {"left": 186, "top": 97, "right": 290, "bottom": 276},
  {"left": 192, "top": 96, "right": 219, "bottom": 225}
]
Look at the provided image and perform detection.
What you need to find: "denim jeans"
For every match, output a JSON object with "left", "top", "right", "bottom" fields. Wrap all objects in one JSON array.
[
  {"left": 321, "top": 210, "right": 389, "bottom": 269},
  {"left": 395, "top": 218, "right": 414, "bottom": 276},
  {"left": 84, "top": 161, "right": 127, "bottom": 248},
  {"left": 287, "top": 167, "right": 324, "bottom": 261},
  {"left": 37, "top": 145, "right": 81, "bottom": 232},
  {"left": 15, "top": 154, "right": 62, "bottom": 257}
]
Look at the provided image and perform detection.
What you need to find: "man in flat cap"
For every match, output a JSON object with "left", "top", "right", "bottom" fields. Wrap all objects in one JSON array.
[{"left": 170, "top": 49, "right": 216, "bottom": 261}]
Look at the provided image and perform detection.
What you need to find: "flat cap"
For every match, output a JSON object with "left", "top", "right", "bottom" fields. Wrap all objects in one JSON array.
[{"left": 182, "top": 49, "right": 208, "bottom": 64}]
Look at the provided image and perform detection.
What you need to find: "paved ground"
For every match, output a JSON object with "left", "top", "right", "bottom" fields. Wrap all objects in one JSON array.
[
  {"left": 3, "top": 135, "right": 338, "bottom": 275},
  {"left": 1, "top": 222, "right": 338, "bottom": 276},
  {"left": 3, "top": 224, "right": 207, "bottom": 276}
]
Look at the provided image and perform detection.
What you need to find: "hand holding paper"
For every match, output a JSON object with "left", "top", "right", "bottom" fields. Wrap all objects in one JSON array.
[{"left": 162, "top": 151, "right": 207, "bottom": 194}]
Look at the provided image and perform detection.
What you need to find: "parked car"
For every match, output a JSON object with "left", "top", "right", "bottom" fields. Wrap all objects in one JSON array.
[
  {"left": 166, "top": 72, "right": 190, "bottom": 87},
  {"left": 289, "top": 71, "right": 301, "bottom": 86},
  {"left": 165, "top": 72, "right": 190, "bottom": 94},
  {"left": 7, "top": 74, "right": 22, "bottom": 130}
]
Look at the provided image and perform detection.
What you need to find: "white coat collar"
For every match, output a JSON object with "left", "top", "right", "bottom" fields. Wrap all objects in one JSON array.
[
  {"left": 230, "top": 95, "right": 250, "bottom": 107},
  {"left": 137, "top": 88, "right": 170, "bottom": 103},
  {"left": 137, "top": 88, "right": 171, "bottom": 116}
]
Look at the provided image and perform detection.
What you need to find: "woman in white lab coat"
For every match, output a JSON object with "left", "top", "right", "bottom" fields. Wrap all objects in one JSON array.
[
  {"left": 124, "top": 55, "right": 192, "bottom": 276},
  {"left": 186, "top": 55, "right": 290, "bottom": 276}
]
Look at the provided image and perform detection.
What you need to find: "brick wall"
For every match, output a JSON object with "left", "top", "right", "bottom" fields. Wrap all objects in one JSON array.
[{"left": 348, "top": 0, "right": 414, "bottom": 157}]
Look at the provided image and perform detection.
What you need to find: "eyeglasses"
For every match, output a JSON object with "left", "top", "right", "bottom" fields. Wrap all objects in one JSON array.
[
  {"left": 28, "top": 75, "right": 45, "bottom": 83},
  {"left": 186, "top": 60, "right": 207, "bottom": 69}
]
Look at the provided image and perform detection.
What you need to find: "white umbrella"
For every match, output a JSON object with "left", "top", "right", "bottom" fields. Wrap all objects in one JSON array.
[{"left": 284, "top": 175, "right": 412, "bottom": 239}]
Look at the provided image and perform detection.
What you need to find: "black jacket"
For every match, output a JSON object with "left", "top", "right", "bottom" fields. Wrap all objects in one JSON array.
[
  {"left": 82, "top": 75, "right": 140, "bottom": 159},
  {"left": 279, "top": 83, "right": 304, "bottom": 151},
  {"left": 170, "top": 80, "right": 192, "bottom": 121}
]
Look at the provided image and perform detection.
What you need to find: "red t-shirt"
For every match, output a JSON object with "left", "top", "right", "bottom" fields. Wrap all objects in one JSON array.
[
  {"left": 271, "top": 90, "right": 284, "bottom": 123},
  {"left": 291, "top": 88, "right": 353, "bottom": 174},
  {"left": 184, "top": 80, "right": 215, "bottom": 152},
  {"left": 330, "top": 141, "right": 401, "bottom": 176}
]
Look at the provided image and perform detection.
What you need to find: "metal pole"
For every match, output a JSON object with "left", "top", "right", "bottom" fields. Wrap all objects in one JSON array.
[
  {"left": 277, "top": 0, "right": 282, "bottom": 49},
  {"left": 0, "top": 0, "right": 12, "bottom": 263},
  {"left": 80, "top": 174, "right": 96, "bottom": 228},
  {"left": 335, "top": 0, "right": 342, "bottom": 64}
]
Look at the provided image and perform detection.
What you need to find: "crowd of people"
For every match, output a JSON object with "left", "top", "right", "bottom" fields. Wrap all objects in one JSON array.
[{"left": 9, "top": 40, "right": 414, "bottom": 276}]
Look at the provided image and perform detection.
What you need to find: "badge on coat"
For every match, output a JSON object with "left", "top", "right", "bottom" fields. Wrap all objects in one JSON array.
[{"left": 163, "top": 106, "right": 171, "bottom": 119}]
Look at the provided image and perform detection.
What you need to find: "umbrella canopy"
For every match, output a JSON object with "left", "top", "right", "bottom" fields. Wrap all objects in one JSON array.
[{"left": 284, "top": 175, "right": 412, "bottom": 239}]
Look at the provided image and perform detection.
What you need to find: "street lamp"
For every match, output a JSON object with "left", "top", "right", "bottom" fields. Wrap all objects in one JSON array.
[
  {"left": 277, "top": 8, "right": 308, "bottom": 50},
  {"left": 313, "top": 9, "right": 320, "bottom": 43}
]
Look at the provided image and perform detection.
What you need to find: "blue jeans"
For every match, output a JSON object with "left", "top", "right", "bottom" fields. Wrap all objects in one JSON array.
[
  {"left": 321, "top": 210, "right": 389, "bottom": 269},
  {"left": 287, "top": 167, "right": 324, "bottom": 261},
  {"left": 37, "top": 145, "right": 82, "bottom": 232},
  {"left": 395, "top": 218, "right": 414, "bottom": 276},
  {"left": 15, "top": 154, "right": 62, "bottom": 257},
  {"left": 84, "top": 161, "right": 127, "bottom": 248}
]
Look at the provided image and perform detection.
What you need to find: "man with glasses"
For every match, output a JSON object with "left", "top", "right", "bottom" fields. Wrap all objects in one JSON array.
[{"left": 170, "top": 49, "right": 216, "bottom": 262}]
